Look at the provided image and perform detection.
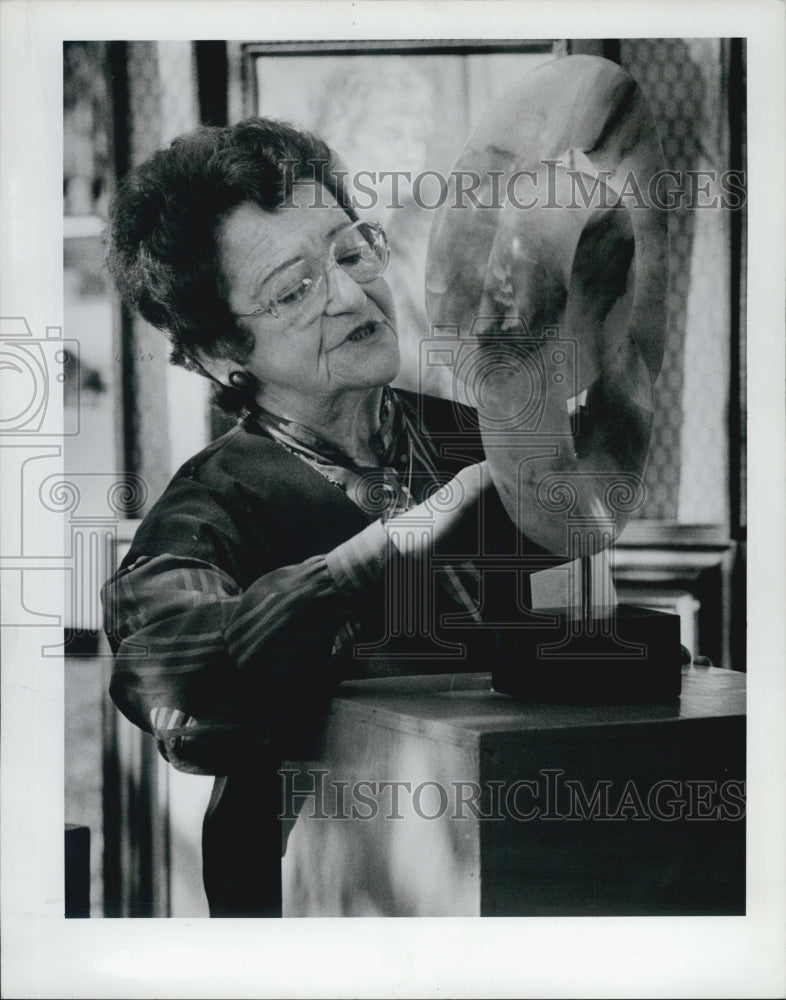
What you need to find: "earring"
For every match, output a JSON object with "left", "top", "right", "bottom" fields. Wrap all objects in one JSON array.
[{"left": 229, "top": 370, "right": 251, "bottom": 390}]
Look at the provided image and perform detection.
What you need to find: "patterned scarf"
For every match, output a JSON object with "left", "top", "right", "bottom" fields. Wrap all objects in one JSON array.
[{"left": 249, "top": 388, "right": 443, "bottom": 521}]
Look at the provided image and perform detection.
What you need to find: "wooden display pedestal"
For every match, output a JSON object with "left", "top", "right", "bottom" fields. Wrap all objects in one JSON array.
[{"left": 282, "top": 665, "right": 745, "bottom": 917}]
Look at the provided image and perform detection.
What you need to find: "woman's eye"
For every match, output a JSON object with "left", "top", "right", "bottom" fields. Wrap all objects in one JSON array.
[
  {"left": 276, "top": 277, "right": 313, "bottom": 307},
  {"left": 336, "top": 248, "right": 366, "bottom": 268}
]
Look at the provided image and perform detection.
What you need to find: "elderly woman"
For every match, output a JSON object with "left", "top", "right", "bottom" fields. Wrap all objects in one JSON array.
[{"left": 103, "top": 117, "right": 525, "bottom": 917}]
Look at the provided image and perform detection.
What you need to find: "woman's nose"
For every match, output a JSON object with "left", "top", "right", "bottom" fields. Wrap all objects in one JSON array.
[{"left": 323, "top": 259, "right": 367, "bottom": 314}]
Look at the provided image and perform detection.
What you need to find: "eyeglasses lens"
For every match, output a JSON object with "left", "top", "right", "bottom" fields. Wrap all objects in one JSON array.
[{"left": 268, "top": 222, "right": 389, "bottom": 322}]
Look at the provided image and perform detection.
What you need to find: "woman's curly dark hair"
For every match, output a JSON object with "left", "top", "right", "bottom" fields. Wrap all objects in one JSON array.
[{"left": 106, "top": 117, "right": 353, "bottom": 414}]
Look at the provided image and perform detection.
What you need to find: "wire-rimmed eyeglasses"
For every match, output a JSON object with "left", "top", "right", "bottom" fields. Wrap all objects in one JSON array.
[{"left": 234, "top": 219, "right": 389, "bottom": 325}]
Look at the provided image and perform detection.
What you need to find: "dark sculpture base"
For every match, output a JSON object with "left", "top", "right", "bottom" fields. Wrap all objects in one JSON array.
[{"left": 493, "top": 604, "right": 683, "bottom": 704}]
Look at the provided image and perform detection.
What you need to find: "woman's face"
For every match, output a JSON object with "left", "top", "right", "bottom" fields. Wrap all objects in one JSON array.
[{"left": 216, "top": 184, "right": 400, "bottom": 408}]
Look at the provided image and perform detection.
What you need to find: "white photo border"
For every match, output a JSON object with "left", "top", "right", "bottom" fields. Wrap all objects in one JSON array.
[{"left": 1, "top": 1, "right": 784, "bottom": 997}]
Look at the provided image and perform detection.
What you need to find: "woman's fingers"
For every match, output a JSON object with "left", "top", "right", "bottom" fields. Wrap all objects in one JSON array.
[
  {"left": 446, "top": 460, "right": 491, "bottom": 504},
  {"left": 385, "top": 462, "right": 490, "bottom": 557}
]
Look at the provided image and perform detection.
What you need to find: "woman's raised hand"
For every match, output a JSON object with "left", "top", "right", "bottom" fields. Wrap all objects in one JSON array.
[{"left": 383, "top": 461, "right": 492, "bottom": 559}]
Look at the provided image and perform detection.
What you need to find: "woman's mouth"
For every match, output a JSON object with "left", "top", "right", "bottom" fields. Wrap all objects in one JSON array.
[{"left": 345, "top": 320, "right": 379, "bottom": 343}]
